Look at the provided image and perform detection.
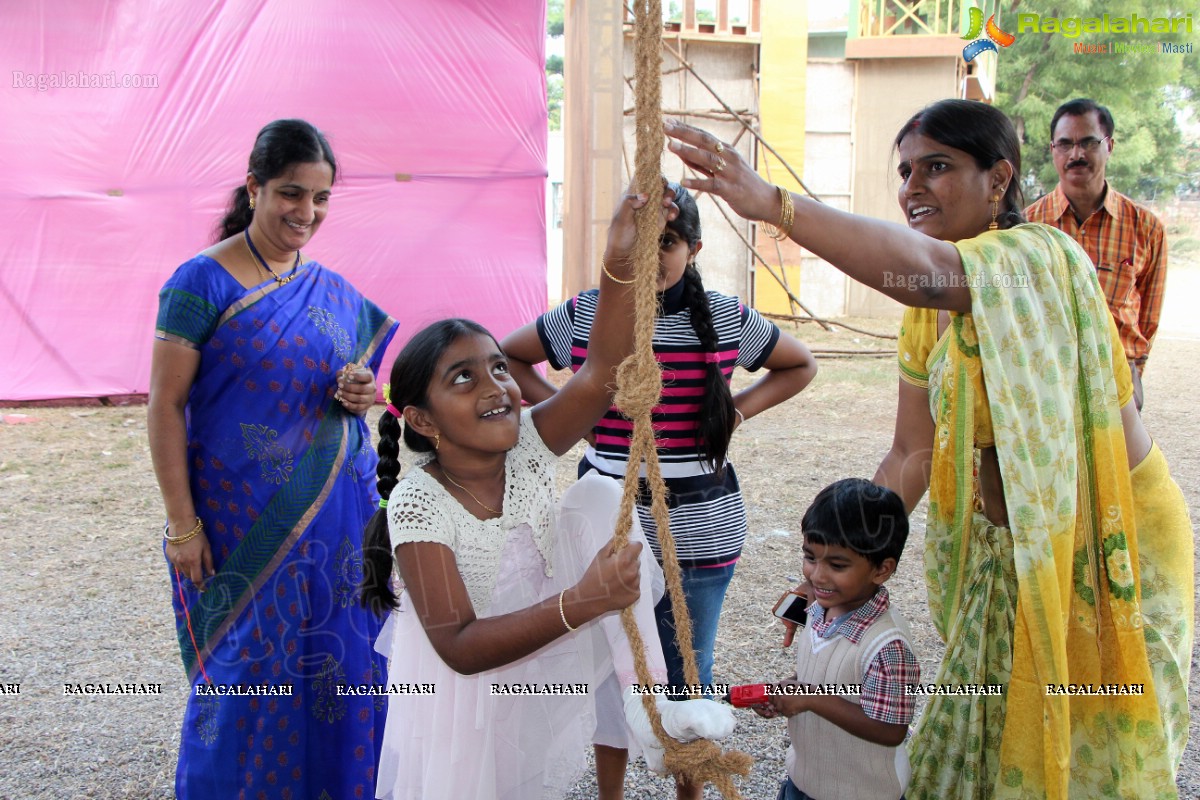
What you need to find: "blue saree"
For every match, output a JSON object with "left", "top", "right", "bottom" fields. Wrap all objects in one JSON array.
[{"left": 156, "top": 255, "right": 398, "bottom": 799}]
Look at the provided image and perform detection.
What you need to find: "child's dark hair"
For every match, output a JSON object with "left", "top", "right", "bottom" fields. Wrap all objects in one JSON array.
[
  {"left": 213, "top": 119, "right": 338, "bottom": 243},
  {"left": 801, "top": 478, "right": 909, "bottom": 567},
  {"left": 894, "top": 99, "right": 1025, "bottom": 230},
  {"left": 668, "top": 182, "right": 736, "bottom": 472},
  {"left": 361, "top": 318, "right": 498, "bottom": 615}
]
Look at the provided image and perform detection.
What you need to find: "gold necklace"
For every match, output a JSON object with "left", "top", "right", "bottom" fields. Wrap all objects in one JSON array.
[
  {"left": 244, "top": 229, "right": 300, "bottom": 286},
  {"left": 440, "top": 467, "right": 502, "bottom": 515}
]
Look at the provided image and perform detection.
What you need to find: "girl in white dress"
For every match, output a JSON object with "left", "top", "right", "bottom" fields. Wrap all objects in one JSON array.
[{"left": 361, "top": 191, "right": 735, "bottom": 799}]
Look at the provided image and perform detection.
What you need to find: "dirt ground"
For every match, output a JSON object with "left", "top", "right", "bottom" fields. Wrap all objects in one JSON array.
[{"left": 1, "top": 311, "right": 1198, "bottom": 797}]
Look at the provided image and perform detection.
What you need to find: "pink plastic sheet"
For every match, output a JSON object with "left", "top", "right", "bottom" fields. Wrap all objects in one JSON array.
[{"left": 1, "top": 0, "right": 548, "bottom": 400}]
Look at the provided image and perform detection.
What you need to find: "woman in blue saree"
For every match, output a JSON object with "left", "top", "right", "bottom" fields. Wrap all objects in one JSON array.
[{"left": 149, "top": 119, "right": 398, "bottom": 799}]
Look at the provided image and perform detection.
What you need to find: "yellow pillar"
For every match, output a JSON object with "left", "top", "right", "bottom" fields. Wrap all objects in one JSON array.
[{"left": 753, "top": 0, "right": 807, "bottom": 316}]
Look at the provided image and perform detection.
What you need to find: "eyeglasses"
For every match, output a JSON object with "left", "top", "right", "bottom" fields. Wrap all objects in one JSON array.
[{"left": 1050, "top": 136, "right": 1110, "bottom": 153}]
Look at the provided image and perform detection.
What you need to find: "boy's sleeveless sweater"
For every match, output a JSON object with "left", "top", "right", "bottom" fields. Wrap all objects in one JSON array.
[{"left": 785, "top": 605, "right": 911, "bottom": 800}]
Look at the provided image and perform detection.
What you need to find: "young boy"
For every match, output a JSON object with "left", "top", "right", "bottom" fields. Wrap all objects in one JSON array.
[{"left": 759, "top": 478, "right": 918, "bottom": 800}]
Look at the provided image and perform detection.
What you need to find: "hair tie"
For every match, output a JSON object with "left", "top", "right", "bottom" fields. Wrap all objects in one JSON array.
[
  {"left": 704, "top": 352, "right": 721, "bottom": 364},
  {"left": 378, "top": 498, "right": 388, "bottom": 510},
  {"left": 386, "top": 403, "right": 402, "bottom": 418}
]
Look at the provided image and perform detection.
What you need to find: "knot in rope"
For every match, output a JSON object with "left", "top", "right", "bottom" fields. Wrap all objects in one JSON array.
[{"left": 613, "top": 355, "right": 662, "bottom": 421}]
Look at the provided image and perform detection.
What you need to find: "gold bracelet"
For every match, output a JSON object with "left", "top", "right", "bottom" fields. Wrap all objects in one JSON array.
[
  {"left": 759, "top": 185, "right": 795, "bottom": 241},
  {"left": 600, "top": 258, "right": 635, "bottom": 285},
  {"left": 558, "top": 589, "right": 577, "bottom": 632},
  {"left": 165, "top": 517, "right": 204, "bottom": 546}
]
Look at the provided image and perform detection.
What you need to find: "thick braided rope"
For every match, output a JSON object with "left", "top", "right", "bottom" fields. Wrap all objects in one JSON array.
[{"left": 609, "top": 2, "right": 751, "bottom": 796}]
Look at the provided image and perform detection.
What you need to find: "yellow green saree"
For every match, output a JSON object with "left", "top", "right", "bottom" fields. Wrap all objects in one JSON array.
[{"left": 901, "top": 223, "right": 1192, "bottom": 800}]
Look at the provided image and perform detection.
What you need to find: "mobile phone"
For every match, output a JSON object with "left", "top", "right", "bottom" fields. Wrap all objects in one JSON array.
[{"left": 772, "top": 590, "right": 808, "bottom": 627}]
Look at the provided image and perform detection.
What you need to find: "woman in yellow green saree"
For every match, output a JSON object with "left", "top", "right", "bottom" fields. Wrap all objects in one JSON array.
[{"left": 664, "top": 100, "right": 1192, "bottom": 799}]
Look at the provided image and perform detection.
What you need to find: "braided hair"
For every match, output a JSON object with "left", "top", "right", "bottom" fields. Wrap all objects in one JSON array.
[
  {"left": 668, "top": 183, "right": 736, "bottom": 472},
  {"left": 360, "top": 318, "right": 497, "bottom": 616}
]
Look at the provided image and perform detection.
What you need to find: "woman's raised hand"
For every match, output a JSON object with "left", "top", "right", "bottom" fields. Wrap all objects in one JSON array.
[{"left": 663, "top": 119, "right": 778, "bottom": 226}]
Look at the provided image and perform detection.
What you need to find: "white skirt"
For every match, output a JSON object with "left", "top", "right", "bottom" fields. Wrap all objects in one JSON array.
[{"left": 375, "top": 474, "right": 663, "bottom": 799}]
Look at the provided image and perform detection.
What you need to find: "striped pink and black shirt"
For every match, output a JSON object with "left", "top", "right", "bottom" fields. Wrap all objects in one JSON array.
[{"left": 536, "top": 286, "right": 779, "bottom": 566}]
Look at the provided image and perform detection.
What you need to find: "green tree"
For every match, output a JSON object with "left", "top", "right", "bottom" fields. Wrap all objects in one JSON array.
[
  {"left": 547, "top": 0, "right": 564, "bottom": 37},
  {"left": 995, "top": 0, "right": 1194, "bottom": 201},
  {"left": 547, "top": 0, "right": 564, "bottom": 131},
  {"left": 548, "top": 75, "right": 564, "bottom": 131}
]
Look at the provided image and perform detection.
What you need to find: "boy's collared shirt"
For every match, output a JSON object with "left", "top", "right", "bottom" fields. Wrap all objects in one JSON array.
[
  {"left": 807, "top": 586, "right": 919, "bottom": 725},
  {"left": 1025, "top": 182, "right": 1167, "bottom": 367}
]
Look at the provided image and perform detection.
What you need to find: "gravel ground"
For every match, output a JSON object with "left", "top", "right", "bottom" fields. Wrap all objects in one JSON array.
[{"left": 0, "top": 320, "right": 1196, "bottom": 800}]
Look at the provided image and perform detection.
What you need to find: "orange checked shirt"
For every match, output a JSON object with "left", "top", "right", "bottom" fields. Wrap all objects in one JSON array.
[{"left": 1025, "top": 183, "right": 1167, "bottom": 368}]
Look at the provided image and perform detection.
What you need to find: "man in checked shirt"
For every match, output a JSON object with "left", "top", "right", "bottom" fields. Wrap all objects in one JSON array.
[{"left": 1026, "top": 98, "right": 1168, "bottom": 410}]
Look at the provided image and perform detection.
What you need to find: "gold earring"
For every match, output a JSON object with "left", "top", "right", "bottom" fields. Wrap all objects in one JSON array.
[
  {"left": 434, "top": 433, "right": 440, "bottom": 451},
  {"left": 249, "top": 195, "right": 256, "bottom": 211},
  {"left": 988, "top": 194, "right": 1000, "bottom": 231}
]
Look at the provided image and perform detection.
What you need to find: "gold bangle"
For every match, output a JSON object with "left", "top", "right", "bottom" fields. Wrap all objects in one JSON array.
[
  {"left": 759, "top": 185, "right": 794, "bottom": 241},
  {"left": 600, "top": 258, "right": 635, "bottom": 285},
  {"left": 777, "top": 185, "right": 795, "bottom": 239},
  {"left": 165, "top": 517, "right": 204, "bottom": 545},
  {"left": 558, "top": 589, "right": 577, "bottom": 632}
]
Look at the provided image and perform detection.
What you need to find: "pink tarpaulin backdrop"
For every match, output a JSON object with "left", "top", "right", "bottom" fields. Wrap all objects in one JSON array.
[{"left": 1, "top": 0, "right": 548, "bottom": 401}]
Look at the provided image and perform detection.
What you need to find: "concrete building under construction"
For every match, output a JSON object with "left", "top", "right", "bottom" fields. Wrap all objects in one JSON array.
[{"left": 562, "top": 0, "right": 1003, "bottom": 319}]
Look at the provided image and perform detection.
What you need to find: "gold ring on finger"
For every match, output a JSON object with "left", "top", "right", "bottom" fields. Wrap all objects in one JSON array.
[
  {"left": 713, "top": 157, "right": 726, "bottom": 173},
  {"left": 714, "top": 141, "right": 725, "bottom": 154}
]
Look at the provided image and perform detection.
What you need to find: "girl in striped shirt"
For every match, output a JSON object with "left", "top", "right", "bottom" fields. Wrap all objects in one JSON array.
[{"left": 502, "top": 181, "right": 816, "bottom": 799}]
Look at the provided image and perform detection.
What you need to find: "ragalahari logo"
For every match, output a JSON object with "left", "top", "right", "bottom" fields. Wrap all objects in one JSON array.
[{"left": 962, "top": 6, "right": 1015, "bottom": 62}]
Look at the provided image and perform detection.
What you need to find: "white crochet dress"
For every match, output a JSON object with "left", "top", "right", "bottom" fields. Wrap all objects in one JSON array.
[{"left": 375, "top": 411, "right": 656, "bottom": 800}]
